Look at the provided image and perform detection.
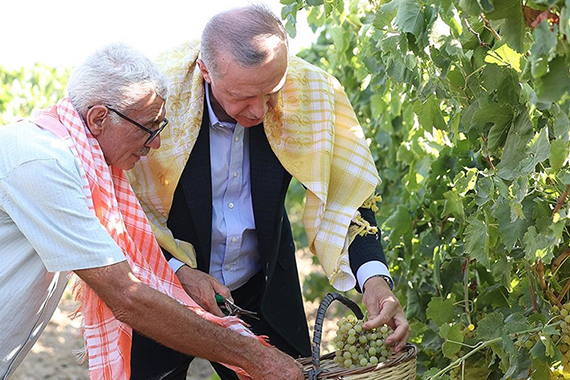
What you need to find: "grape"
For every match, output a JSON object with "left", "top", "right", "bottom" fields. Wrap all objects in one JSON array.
[
  {"left": 332, "top": 315, "right": 394, "bottom": 369},
  {"left": 549, "top": 302, "right": 570, "bottom": 379}
]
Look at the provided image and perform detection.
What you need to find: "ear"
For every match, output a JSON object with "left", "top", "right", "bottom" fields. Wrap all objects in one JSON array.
[
  {"left": 197, "top": 59, "right": 212, "bottom": 84},
  {"left": 85, "top": 105, "right": 108, "bottom": 136}
]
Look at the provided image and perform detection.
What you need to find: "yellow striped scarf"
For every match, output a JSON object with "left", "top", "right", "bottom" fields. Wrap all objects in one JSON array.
[{"left": 127, "top": 40, "right": 380, "bottom": 291}]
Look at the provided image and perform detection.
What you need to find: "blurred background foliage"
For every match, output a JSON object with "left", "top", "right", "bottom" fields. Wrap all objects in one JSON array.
[{"left": 0, "top": 64, "right": 69, "bottom": 125}]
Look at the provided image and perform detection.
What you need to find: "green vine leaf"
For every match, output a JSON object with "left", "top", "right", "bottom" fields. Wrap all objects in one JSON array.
[
  {"left": 536, "top": 56, "right": 570, "bottom": 103},
  {"left": 464, "top": 214, "right": 490, "bottom": 268},
  {"left": 439, "top": 323, "right": 464, "bottom": 358},
  {"left": 496, "top": 112, "right": 534, "bottom": 180},
  {"left": 426, "top": 295, "right": 457, "bottom": 327},
  {"left": 550, "top": 139, "right": 569, "bottom": 171},
  {"left": 523, "top": 225, "right": 556, "bottom": 263},
  {"left": 477, "top": 312, "right": 504, "bottom": 340},
  {"left": 395, "top": 0, "right": 424, "bottom": 37}
]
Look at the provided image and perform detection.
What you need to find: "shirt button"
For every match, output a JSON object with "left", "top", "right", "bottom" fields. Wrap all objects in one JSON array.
[
  {"left": 228, "top": 202, "right": 234, "bottom": 209},
  {"left": 231, "top": 237, "right": 237, "bottom": 243},
  {"left": 234, "top": 136, "right": 239, "bottom": 142},
  {"left": 233, "top": 171, "right": 239, "bottom": 178},
  {"left": 225, "top": 264, "right": 231, "bottom": 270}
]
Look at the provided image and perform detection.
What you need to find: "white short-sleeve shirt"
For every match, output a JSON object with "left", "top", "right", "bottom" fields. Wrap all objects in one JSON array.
[{"left": 0, "top": 121, "right": 126, "bottom": 378}]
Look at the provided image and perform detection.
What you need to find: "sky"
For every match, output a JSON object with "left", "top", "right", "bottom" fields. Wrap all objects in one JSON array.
[{"left": 1, "top": 0, "right": 315, "bottom": 69}]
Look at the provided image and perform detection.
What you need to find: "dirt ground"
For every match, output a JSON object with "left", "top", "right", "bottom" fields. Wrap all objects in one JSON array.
[{"left": 10, "top": 249, "right": 344, "bottom": 380}]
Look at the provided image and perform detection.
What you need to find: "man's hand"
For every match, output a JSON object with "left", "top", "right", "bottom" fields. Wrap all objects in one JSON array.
[
  {"left": 361, "top": 276, "right": 410, "bottom": 352},
  {"left": 176, "top": 265, "right": 232, "bottom": 317},
  {"left": 240, "top": 346, "right": 304, "bottom": 380}
]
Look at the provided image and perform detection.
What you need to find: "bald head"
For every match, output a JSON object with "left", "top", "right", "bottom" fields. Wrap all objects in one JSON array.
[{"left": 200, "top": 3, "right": 289, "bottom": 80}]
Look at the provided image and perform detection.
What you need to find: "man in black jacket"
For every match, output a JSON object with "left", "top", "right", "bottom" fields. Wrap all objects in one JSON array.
[{"left": 127, "top": 4, "right": 409, "bottom": 380}]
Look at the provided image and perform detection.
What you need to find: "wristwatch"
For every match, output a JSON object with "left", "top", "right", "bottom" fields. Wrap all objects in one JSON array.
[{"left": 364, "top": 274, "right": 394, "bottom": 291}]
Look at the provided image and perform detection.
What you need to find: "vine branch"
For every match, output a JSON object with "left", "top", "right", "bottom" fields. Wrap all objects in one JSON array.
[
  {"left": 558, "top": 278, "right": 570, "bottom": 305},
  {"left": 479, "top": 134, "right": 496, "bottom": 170},
  {"left": 552, "top": 248, "right": 570, "bottom": 275},
  {"left": 480, "top": 13, "right": 501, "bottom": 41},
  {"left": 462, "top": 257, "right": 472, "bottom": 325},
  {"left": 463, "top": 18, "right": 488, "bottom": 47},
  {"left": 552, "top": 184, "right": 570, "bottom": 219},
  {"left": 527, "top": 264, "right": 539, "bottom": 312}
]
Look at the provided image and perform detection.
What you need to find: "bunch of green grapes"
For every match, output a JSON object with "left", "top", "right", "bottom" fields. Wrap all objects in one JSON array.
[
  {"left": 332, "top": 315, "right": 394, "bottom": 369},
  {"left": 551, "top": 303, "right": 570, "bottom": 379},
  {"left": 551, "top": 366, "right": 570, "bottom": 380},
  {"left": 513, "top": 328, "right": 539, "bottom": 351}
]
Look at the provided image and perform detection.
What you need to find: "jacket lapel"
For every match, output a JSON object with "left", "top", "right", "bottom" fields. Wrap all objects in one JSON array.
[
  {"left": 249, "top": 124, "right": 289, "bottom": 270},
  {"left": 178, "top": 111, "right": 213, "bottom": 270}
]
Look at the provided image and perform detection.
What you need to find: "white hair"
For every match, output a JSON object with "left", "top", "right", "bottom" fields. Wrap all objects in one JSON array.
[
  {"left": 67, "top": 43, "right": 167, "bottom": 116},
  {"left": 201, "top": 3, "right": 289, "bottom": 79}
]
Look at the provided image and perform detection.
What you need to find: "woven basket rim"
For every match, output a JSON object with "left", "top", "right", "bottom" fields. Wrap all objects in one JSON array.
[{"left": 300, "top": 343, "right": 418, "bottom": 378}]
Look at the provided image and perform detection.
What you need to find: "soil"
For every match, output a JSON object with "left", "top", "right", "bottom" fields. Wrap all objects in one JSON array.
[{"left": 10, "top": 249, "right": 342, "bottom": 380}]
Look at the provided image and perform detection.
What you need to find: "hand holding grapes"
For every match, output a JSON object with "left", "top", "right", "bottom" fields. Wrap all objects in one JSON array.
[{"left": 361, "top": 276, "right": 410, "bottom": 352}]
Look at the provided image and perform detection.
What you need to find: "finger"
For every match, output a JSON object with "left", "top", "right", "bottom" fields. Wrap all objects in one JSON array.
[
  {"left": 385, "top": 322, "right": 409, "bottom": 347},
  {"left": 211, "top": 280, "right": 232, "bottom": 300},
  {"left": 362, "top": 303, "right": 396, "bottom": 330},
  {"left": 390, "top": 326, "right": 411, "bottom": 352},
  {"left": 362, "top": 314, "right": 386, "bottom": 330},
  {"left": 394, "top": 328, "right": 411, "bottom": 352},
  {"left": 202, "top": 296, "right": 227, "bottom": 318},
  {"left": 385, "top": 314, "right": 410, "bottom": 351}
]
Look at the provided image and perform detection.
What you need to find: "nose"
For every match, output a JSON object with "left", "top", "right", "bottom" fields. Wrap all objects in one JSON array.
[
  {"left": 146, "top": 135, "right": 161, "bottom": 150},
  {"left": 249, "top": 96, "right": 270, "bottom": 119}
]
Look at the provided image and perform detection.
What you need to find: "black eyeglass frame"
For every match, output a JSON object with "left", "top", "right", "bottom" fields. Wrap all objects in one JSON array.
[{"left": 88, "top": 105, "right": 168, "bottom": 145}]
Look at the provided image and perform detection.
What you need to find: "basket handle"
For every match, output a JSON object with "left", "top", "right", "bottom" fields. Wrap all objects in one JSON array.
[{"left": 307, "top": 292, "right": 364, "bottom": 380}]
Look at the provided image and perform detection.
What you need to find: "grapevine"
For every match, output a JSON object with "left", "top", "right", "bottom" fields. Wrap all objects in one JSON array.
[{"left": 284, "top": 0, "right": 570, "bottom": 378}]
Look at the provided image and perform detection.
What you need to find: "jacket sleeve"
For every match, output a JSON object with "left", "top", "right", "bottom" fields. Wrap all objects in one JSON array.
[{"left": 348, "top": 207, "right": 387, "bottom": 293}]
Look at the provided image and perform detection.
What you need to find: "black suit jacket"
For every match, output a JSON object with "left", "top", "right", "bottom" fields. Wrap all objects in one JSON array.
[{"left": 165, "top": 109, "right": 386, "bottom": 357}]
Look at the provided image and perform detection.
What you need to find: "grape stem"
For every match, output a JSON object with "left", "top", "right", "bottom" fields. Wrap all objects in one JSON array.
[{"left": 462, "top": 259, "right": 471, "bottom": 325}]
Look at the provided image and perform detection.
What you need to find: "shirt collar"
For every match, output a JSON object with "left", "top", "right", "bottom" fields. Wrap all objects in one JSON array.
[{"left": 205, "top": 82, "right": 236, "bottom": 131}]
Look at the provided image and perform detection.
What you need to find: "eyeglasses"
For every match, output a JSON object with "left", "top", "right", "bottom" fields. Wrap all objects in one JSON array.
[{"left": 105, "top": 105, "right": 168, "bottom": 145}]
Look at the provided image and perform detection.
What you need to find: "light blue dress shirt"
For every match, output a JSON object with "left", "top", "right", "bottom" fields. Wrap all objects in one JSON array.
[{"left": 205, "top": 84, "right": 262, "bottom": 291}]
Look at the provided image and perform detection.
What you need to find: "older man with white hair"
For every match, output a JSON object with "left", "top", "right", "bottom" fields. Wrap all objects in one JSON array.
[{"left": 0, "top": 42, "right": 303, "bottom": 380}]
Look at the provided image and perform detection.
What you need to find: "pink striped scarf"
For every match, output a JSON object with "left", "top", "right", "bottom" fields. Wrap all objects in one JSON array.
[{"left": 33, "top": 98, "right": 261, "bottom": 379}]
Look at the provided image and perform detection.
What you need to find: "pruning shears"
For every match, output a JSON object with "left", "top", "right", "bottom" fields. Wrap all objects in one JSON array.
[{"left": 215, "top": 294, "right": 259, "bottom": 320}]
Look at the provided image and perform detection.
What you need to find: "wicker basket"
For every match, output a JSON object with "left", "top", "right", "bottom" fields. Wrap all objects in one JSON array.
[{"left": 300, "top": 292, "right": 418, "bottom": 380}]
